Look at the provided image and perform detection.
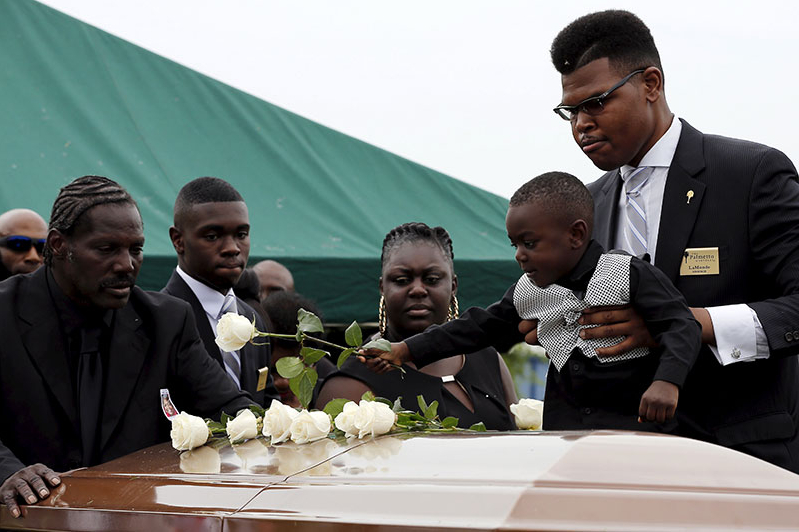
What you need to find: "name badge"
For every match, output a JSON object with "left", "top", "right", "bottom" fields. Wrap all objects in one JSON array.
[
  {"left": 256, "top": 367, "right": 269, "bottom": 392},
  {"left": 680, "top": 247, "right": 720, "bottom": 276}
]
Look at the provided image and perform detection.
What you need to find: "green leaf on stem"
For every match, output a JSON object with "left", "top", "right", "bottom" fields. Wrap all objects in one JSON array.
[
  {"left": 344, "top": 321, "right": 362, "bottom": 347},
  {"left": 441, "top": 416, "right": 459, "bottom": 429},
  {"left": 301, "top": 347, "right": 328, "bottom": 365},
  {"left": 362, "top": 338, "right": 391, "bottom": 352},
  {"left": 469, "top": 422, "right": 487, "bottom": 432},
  {"left": 361, "top": 391, "right": 376, "bottom": 402},
  {"left": 322, "top": 398, "right": 350, "bottom": 419},
  {"left": 220, "top": 412, "right": 232, "bottom": 426},
  {"left": 337, "top": 348, "right": 355, "bottom": 368},
  {"left": 424, "top": 400, "right": 439, "bottom": 421},
  {"left": 417, "top": 395, "right": 428, "bottom": 414},
  {"left": 289, "top": 367, "right": 319, "bottom": 410},
  {"left": 276, "top": 356, "right": 304, "bottom": 378},
  {"left": 375, "top": 396, "right": 393, "bottom": 407},
  {"left": 297, "top": 309, "right": 324, "bottom": 334},
  {"left": 206, "top": 419, "right": 227, "bottom": 435}
]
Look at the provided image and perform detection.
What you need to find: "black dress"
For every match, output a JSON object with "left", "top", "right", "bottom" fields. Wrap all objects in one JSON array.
[{"left": 335, "top": 347, "right": 515, "bottom": 430}]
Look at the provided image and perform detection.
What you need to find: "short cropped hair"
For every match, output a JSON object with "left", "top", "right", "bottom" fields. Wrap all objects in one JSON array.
[
  {"left": 263, "top": 291, "right": 322, "bottom": 349},
  {"left": 510, "top": 172, "right": 594, "bottom": 232},
  {"left": 550, "top": 10, "right": 662, "bottom": 77},
  {"left": 45, "top": 175, "right": 137, "bottom": 266},
  {"left": 173, "top": 177, "right": 244, "bottom": 226}
]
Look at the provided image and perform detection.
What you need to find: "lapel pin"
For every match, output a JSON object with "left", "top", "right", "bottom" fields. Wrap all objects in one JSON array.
[{"left": 686, "top": 190, "right": 695, "bottom": 204}]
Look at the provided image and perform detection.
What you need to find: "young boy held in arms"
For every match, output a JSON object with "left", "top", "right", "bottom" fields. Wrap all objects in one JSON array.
[{"left": 363, "top": 172, "right": 701, "bottom": 431}]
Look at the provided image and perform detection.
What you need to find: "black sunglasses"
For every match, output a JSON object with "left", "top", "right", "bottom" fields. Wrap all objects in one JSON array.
[
  {"left": 553, "top": 68, "right": 646, "bottom": 121},
  {"left": 0, "top": 235, "right": 46, "bottom": 254}
]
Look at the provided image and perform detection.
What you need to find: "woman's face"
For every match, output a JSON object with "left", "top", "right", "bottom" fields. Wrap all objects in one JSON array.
[{"left": 380, "top": 241, "right": 456, "bottom": 340}]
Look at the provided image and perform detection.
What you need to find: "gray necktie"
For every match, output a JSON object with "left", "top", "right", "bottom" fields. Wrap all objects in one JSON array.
[
  {"left": 217, "top": 294, "right": 242, "bottom": 387},
  {"left": 623, "top": 166, "right": 654, "bottom": 257}
]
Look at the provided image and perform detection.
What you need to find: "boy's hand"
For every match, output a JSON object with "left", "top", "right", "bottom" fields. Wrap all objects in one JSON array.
[
  {"left": 358, "top": 342, "right": 411, "bottom": 374},
  {"left": 638, "top": 380, "right": 679, "bottom": 423},
  {"left": 518, "top": 319, "right": 539, "bottom": 345},
  {"left": 579, "top": 304, "right": 658, "bottom": 357}
]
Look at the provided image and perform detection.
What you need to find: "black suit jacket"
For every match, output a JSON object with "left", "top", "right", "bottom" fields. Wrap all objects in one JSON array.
[
  {"left": 162, "top": 271, "right": 278, "bottom": 407},
  {"left": 0, "top": 267, "right": 253, "bottom": 482},
  {"left": 588, "top": 119, "right": 799, "bottom": 468}
]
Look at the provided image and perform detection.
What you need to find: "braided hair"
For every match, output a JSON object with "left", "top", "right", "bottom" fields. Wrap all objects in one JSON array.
[
  {"left": 45, "top": 175, "right": 136, "bottom": 266},
  {"left": 380, "top": 222, "right": 455, "bottom": 271}
]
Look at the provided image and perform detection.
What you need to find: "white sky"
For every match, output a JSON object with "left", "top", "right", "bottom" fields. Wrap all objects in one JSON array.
[{"left": 38, "top": 0, "right": 799, "bottom": 198}]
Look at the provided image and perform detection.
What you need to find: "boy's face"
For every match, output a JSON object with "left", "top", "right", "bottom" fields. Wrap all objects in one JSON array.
[{"left": 505, "top": 201, "right": 580, "bottom": 288}]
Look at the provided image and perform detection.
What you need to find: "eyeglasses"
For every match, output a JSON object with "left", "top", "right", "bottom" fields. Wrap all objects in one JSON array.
[
  {"left": 553, "top": 68, "right": 646, "bottom": 121},
  {"left": 0, "top": 235, "right": 46, "bottom": 254}
]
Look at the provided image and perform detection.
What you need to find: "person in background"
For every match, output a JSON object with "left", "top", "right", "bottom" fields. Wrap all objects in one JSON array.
[
  {"left": 262, "top": 291, "right": 336, "bottom": 408},
  {"left": 0, "top": 176, "right": 252, "bottom": 518},
  {"left": 162, "top": 177, "right": 278, "bottom": 407},
  {"left": 0, "top": 208, "right": 47, "bottom": 281},
  {"left": 252, "top": 259, "right": 295, "bottom": 301},
  {"left": 319, "top": 222, "right": 517, "bottom": 430}
]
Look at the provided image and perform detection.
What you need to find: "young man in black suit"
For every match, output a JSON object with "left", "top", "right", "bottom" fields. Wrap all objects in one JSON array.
[
  {"left": 163, "top": 177, "right": 278, "bottom": 407},
  {"left": 536, "top": 10, "right": 799, "bottom": 472},
  {"left": 0, "top": 176, "right": 253, "bottom": 518}
]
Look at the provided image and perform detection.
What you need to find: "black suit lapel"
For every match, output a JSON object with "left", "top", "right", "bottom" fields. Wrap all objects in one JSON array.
[
  {"left": 591, "top": 171, "right": 622, "bottom": 250},
  {"left": 100, "top": 300, "right": 149, "bottom": 450},
  {"left": 236, "top": 299, "right": 262, "bottom": 397},
  {"left": 18, "top": 269, "right": 78, "bottom": 427},
  {"left": 163, "top": 271, "right": 223, "bottom": 365},
  {"left": 654, "top": 120, "right": 707, "bottom": 282}
]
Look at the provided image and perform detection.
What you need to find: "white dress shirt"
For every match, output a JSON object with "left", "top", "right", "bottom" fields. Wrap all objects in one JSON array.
[
  {"left": 175, "top": 266, "right": 242, "bottom": 386},
  {"left": 611, "top": 117, "right": 769, "bottom": 366}
]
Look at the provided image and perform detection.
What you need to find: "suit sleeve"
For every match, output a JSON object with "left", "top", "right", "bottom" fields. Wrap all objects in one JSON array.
[
  {"left": 744, "top": 149, "right": 799, "bottom": 358},
  {"left": 406, "top": 284, "right": 525, "bottom": 367},
  {"left": 630, "top": 258, "right": 702, "bottom": 387}
]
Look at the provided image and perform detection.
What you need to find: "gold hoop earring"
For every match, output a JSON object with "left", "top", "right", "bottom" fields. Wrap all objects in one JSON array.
[
  {"left": 378, "top": 295, "right": 386, "bottom": 336},
  {"left": 447, "top": 295, "right": 459, "bottom": 321}
]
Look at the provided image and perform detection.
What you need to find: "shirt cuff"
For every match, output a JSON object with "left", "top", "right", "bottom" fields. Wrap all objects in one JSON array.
[{"left": 706, "top": 304, "right": 769, "bottom": 365}]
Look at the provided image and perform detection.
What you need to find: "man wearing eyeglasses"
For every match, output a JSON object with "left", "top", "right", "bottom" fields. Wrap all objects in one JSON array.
[
  {"left": 523, "top": 10, "right": 799, "bottom": 473},
  {"left": 0, "top": 209, "right": 47, "bottom": 281}
]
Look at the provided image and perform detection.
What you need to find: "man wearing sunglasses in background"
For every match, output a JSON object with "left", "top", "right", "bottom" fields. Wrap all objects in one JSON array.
[
  {"left": 0, "top": 209, "right": 47, "bottom": 281},
  {"left": 519, "top": 10, "right": 799, "bottom": 472}
]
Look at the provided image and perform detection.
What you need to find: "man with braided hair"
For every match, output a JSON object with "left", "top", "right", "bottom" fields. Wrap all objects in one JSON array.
[{"left": 0, "top": 176, "right": 252, "bottom": 518}]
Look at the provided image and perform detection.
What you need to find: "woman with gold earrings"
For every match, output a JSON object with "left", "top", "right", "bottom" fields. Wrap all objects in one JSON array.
[{"left": 316, "top": 222, "right": 517, "bottom": 429}]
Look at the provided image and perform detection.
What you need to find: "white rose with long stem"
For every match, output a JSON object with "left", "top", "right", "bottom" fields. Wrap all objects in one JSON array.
[
  {"left": 263, "top": 400, "right": 300, "bottom": 444},
  {"left": 510, "top": 398, "right": 544, "bottom": 430},
  {"left": 353, "top": 400, "right": 396, "bottom": 438},
  {"left": 215, "top": 313, "right": 256, "bottom": 352},
  {"left": 333, "top": 401, "right": 359, "bottom": 437},
  {"left": 289, "top": 410, "right": 331, "bottom": 444},
  {"left": 226, "top": 409, "right": 260, "bottom": 442},
  {"left": 170, "top": 412, "right": 210, "bottom": 451}
]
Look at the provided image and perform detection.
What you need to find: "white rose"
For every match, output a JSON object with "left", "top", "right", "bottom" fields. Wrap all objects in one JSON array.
[
  {"left": 170, "top": 412, "right": 210, "bottom": 451},
  {"left": 510, "top": 398, "right": 544, "bottom": 430},
  {"left": 353, "top": 400, "right": 396, "bottom": 439},
  {"left": 179, "top": 445, "right": 221, "bottom": 473},
  {"left": 226, "top": 409, "right": 260, "bottom": 442},
  {"left": 333, "top": 401, "right": 359, "bottom": 437},
  {"left": 215, "top": 312, "right": 256, "bottom": 352},
  {"left": 263, "top": 400, "right": 300, "bottom": 444},
  {"left": 289, "top": 410, "right": 332, "bottom": 444}
]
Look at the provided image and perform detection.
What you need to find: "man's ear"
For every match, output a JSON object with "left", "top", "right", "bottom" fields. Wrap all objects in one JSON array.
[
  {"left": 169, "top": 226, "right": 184, "bottom": 255},
  {"left": 642, "top": 66, "right": 664, "bottom": 104},
  {"left": 47, "top": 229, "right": 67, "bottom": 261},
  {"left": 568, "top": 219, "right": 589, "bottom": 249},
  {"left": 378, "top": 276, "right": 384, "bottom": 296},
  {"left": 451, "top": 273, "right": 458, "bottom": 295}
]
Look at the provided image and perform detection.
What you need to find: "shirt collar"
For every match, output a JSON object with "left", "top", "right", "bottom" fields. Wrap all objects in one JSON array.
[
  {"left": 175, "top": 265, "right": 235, "bottom": 320},
  {"left": 620, "top": 115, "right": 682, "bottom": 176},
  {"left": 555, "top": 239, "right": 605, "bottom": 292}
]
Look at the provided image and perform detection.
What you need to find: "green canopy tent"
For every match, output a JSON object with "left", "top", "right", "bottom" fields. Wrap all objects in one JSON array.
[{"left": 1, "top": 0, "right": 520, "bottom": 322}]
